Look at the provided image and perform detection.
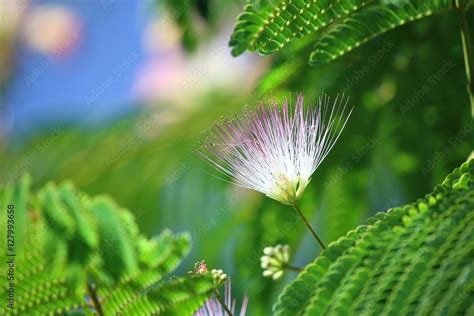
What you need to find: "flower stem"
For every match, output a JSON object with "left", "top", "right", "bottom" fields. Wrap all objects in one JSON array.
[
  {"left": 284, "top": 264, "right": 303, "bottom": 272},
  {"left": 455, "top": 0, "right": 474, "bottom": 118},
  {"left": 215, "top": 289, "right": 233, "bottom": 316},
  {"left": 291, "top": 203, "right": 326, "bottom": 250},
  {"left": 87, "top": 283, "right": 104, "bottom": 316}
]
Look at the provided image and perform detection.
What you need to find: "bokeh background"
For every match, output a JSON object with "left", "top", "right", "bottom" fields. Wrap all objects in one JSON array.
[{"left": 1, "top": 0, "right": 473, "bottom": 314}]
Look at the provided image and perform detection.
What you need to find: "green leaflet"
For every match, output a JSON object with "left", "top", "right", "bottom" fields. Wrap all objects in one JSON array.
[
  {"left": 309, "top": 0, "right": 453, "bottom": 66},
  {"left": 230, "top": 0, "right": 375, "bottom": 56},
  {"left": 0, "top": 178, "right": 215, "bottom": 316},
  {"left": 273, "top": 159, "right": 474, "bottom": 315},
  {"left": 90, "top": 197, "right": 139, "bottom": 281},
  {"left": 118, "top": 274, "right": 216, "bottom": 315},
  {"left": 229, "top": 0, "right": 472, "bottom": 65},
  {"left": 99, "top": 231, "right": 193, "bottom": 314}
]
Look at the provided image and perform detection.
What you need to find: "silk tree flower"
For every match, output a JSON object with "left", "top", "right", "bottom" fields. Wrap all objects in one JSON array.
[
  {"left": 194, "top": 280, "right": 249, "bottom": 316},
  {"left": 199, "top": 94, "right": 351, "bottom": 206},
  {"left": 199, "top": 94, "right": 352, "bottom": 248},
  {"left": 191, "top": 260, "right": 248, "bottom": 316}
]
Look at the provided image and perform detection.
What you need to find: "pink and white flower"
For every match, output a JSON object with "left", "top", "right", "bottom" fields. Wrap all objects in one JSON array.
[
  {"left": 200, "top": 94, "right": 352, "bottom": 205},
  {"left": 194, "top": 280, "right": 249, "bottom": 316}
]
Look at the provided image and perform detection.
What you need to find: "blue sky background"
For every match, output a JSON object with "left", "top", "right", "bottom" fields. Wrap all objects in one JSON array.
[{"left": 4, "top": 0, "right": 151, "bottom": 137}]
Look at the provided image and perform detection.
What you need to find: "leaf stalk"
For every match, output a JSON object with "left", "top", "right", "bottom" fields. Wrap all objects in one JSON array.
[
  {"left": 455, "top": 0, "right": 474, "bottom": 118},
  {"left": 215, "top": 289, "right": 234, "bottom": 316},
  {"left": 87, "top": 283, "right": 104, "bottom": 316},
  {"left": 291, "top": 203, "right": 326, "bottom": 250}
]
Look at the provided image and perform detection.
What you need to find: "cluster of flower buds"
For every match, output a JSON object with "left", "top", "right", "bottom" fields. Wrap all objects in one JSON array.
[
  {"left": 260, "top": 244, "right": 290, "bottom": 280},
  {"left": 190, "top": 260, "right": 228, "bottom": 285},
  {"left": 193, "top": 260, "right": 208, "bottom": 274},
  {"left": 211, "top": 269, "right": 227, "bottom": 284}
]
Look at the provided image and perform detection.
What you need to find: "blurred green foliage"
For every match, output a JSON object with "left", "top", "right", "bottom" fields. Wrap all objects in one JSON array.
[
  {"left": 0, "top": 176, "right": 215, "bottom": 315},
  {"left": 274, "top": 159, "right": 474, "bottom": 315},
  {"left": 160, "top": 0, "right": 242, "bottom": 51}
]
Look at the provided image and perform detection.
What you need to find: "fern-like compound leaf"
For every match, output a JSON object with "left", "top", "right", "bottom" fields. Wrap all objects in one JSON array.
[
  {"left": 230, "top": 0, "right": 474, "bottom": 65},
  {"left": 273, "top": 159, "right": 474, "bottom": 315},
  {"left": 117, "top": 274, "right": 216, "bottom": 315},
  {"left": 0, "top": 179, "right": 215, "bottom": 315},
  {"left": 309, "top": 0, "right": 453, "bottom": 65}
]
